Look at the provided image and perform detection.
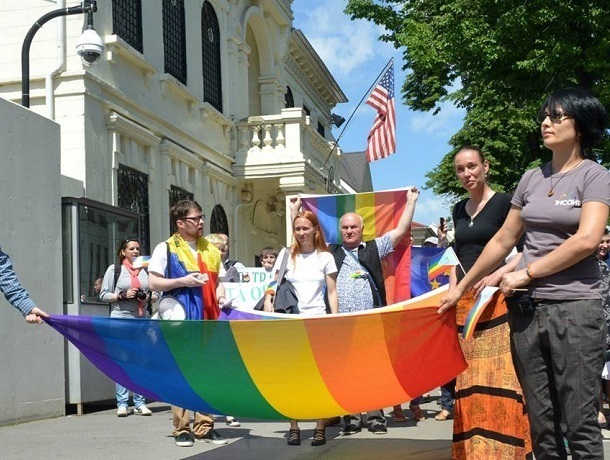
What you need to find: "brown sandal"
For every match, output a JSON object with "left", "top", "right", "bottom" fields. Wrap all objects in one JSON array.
[
  {"left": 311, "top": 428, "right": 326, "bottom": 446},
  {"left": 287, "top": 428, "right": 301, "bottom": 445}
]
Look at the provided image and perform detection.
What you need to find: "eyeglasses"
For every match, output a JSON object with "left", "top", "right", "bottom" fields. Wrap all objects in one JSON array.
[
  {"left": 181, "top": 214, "right": 205, "bottom": 223},
  {"left": 536, "top": 110, "right": 572, "bottom": 124},
  {"left": 121, "top": 237, "right": 140, "bottom": 245}
]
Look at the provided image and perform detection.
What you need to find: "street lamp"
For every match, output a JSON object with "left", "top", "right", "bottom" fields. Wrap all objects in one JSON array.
[{"left": 21, "top": 0, "right": 102, "bottom": 108}]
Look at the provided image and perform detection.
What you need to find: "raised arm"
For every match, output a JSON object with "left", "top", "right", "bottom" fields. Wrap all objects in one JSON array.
[{"left": 388, "top": 187, "right": 420, "bottom": 248}]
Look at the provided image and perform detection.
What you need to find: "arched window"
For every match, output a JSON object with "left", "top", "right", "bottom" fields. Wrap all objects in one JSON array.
[
  {"left": 162, "top": 0, "right": 187, "bottom": 84},
  {"left": 112, "top": 0, "right": 143, "bottom": 52},
  {"left": 285, "top": 86, "right": 294, "bottom": 108},
  {"left": 209, "top": 204, "right": 229, "bottom": 236},
  {"left": 201, "top": 2, "right": 222, "bottom": 112}
]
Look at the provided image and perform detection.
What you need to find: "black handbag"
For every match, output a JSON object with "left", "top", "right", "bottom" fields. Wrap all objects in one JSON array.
[{"left": 254, "top": 248, "right": 299, "bottom": 314}]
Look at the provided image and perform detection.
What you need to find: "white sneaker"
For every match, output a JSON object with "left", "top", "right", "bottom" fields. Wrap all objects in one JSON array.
[
  {"left": 134, "top": 405, "right": 152, "bottom": 416},
  {"left": 116, "top": 406, "right": 128, "bottom": 417},
  {"left": 226, "top": 417, "right": 240, "bottom": 427}
]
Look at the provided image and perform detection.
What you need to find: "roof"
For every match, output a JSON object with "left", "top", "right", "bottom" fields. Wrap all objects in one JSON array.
[{"left": 339, "top": 151, "right": 373, "bottom": 192}]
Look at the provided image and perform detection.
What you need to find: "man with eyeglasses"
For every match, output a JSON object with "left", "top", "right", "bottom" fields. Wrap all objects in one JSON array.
[{"left": 149, "top": 200, "right": 230, "bottom": 448}]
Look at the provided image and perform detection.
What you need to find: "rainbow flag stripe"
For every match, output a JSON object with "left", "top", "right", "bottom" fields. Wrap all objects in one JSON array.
[
  {"left": 47, "top": 286, "right": 465, "bottom": 420},
  {"left": 462, "top": 287, "right": 499, "bottom": 340},
  {"left": 302, "top": 189, "right": 411, "bottom": 303},
  {"left": 427, "top": 247, "right": 459, "bottom": 280},
  {"left": 132, "top": 255, "right": 150, "bottom": 269}
]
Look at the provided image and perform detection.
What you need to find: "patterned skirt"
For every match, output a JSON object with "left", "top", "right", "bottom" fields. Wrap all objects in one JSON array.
[{"left": 452, "top": 290, "right": 532, "bottom": 460}]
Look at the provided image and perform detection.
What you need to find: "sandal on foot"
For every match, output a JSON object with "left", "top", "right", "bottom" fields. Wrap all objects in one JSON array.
[
  {"left": 311, "top": 428, "right": 326, "bottom": 446},
  {"left": 435, "top": 409, "right": 452, "bottom": 421},
  {"left": 287, "top": 428, "right": 301, "bottom": 446}
]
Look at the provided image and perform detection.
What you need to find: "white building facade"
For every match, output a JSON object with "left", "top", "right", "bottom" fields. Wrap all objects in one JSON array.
[{"left": 0, "top": 0, "right": 349, "bottom": 418}]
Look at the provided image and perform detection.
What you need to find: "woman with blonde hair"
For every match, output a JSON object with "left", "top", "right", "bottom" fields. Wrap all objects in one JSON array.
[{"left": 264, "top": 210, "right": 338, "bottom": 446}]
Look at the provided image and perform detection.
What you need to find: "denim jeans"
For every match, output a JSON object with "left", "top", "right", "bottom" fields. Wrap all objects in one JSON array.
[
  {"left": 438, "top": 379, "right": 456, "bottom": 412},
  {"left": 116, "top": 383, "right": 146, "bottom": 409}
]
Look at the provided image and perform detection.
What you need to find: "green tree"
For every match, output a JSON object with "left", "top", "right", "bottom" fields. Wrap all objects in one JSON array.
[{"left": 345, "top": 0, "right": 610, "bottom": 200}]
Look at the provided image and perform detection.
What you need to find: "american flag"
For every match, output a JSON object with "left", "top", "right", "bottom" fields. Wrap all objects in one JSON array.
[{"left": 365, "top": 62, "right": 396, "bottom": 162}]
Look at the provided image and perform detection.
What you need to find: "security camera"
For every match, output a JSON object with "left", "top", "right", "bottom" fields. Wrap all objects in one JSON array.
[{"left": 76, "top": 28, "right": 104, "bottom": 66}]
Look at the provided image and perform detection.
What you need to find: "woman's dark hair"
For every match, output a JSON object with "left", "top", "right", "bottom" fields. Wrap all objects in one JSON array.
[
  {"left": 117, "top": 237, "right": 140, "bottom": 261},
  {"left": 540, "top": 87, "right": 607, "bottom": 156},
  {"left": 259, "top": 247, "right": 278, "bottom": 258},
  {"left": 455, "top": 145, "right": 485, "bottom": 162}
]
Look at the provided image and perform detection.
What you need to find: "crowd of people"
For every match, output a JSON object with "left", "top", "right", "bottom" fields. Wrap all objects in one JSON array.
[{"left": 2, "top": 87, "right": 610, "bottom": 458}]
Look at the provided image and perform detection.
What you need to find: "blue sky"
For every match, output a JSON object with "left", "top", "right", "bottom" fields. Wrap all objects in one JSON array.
[{"left": 292, "top": 0, "right": 465, "bottom": 226}]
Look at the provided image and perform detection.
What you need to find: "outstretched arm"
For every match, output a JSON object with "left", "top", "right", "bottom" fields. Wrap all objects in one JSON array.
[
  {"left": 438, "top": 207, "right": 523, "bottom": 313},
  {"left": 0, "top": 247, "right": 48, "bottom": 323},
  {"left": 388, "top": 187, "right": 420, "bottom": 248}
]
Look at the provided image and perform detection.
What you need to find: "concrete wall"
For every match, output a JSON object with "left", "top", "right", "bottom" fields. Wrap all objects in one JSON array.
[{"left": 0, "top": 97, "right": 64, "bottom": 425}]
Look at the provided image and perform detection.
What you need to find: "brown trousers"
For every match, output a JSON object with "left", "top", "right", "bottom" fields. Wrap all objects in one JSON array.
[{"left": 172, "top": 406, "right": 214, "bottom": 438}]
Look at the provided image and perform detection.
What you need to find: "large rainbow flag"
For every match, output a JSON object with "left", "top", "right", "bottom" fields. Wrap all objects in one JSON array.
[
  {"left": 302, "top": 189, "right": 411, "bottom": 304},
  {"left": 47, "top": 286, "right": 466, "bottom": 420}
]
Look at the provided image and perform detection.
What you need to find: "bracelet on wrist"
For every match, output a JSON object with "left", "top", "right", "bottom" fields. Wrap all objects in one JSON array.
[{"left": 525, "top": 264, "right": 534, "bottom": 279}]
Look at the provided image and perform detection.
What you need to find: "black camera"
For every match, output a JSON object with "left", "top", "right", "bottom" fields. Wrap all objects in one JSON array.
[{"left": 135, "top": 289, "right": 148, "bottom": 301}]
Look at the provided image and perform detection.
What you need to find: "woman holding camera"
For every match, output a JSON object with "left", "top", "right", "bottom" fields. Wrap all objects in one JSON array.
[
  {"left": 100, "top": 236, "right": 157, "bottom": 417},
  {"left": 439, "top": 88, "right": 610, "bottom": 458}
]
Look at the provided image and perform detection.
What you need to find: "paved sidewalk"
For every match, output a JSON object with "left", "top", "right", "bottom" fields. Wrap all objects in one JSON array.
[
  {"left": 2, "top": 399, "right": 610, "bottom": 459},
  {"left": 0, "top": 400, "right": 453, "bottom": 460}
]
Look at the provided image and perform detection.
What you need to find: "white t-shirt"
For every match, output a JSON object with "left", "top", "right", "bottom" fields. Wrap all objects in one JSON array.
[
  {"left": 274, "top": 248, "right": 337, "bottom": 316},
  {"left": 149, "top": 240, "right": 199, "bottom": 277}
]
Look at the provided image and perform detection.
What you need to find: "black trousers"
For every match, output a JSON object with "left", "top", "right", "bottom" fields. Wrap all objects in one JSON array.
[{"left": 508, "top": 298, "right": 605, "bottom": 460}]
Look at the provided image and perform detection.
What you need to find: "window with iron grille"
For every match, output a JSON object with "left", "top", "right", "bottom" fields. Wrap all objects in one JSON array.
[
  {"left": 118, "top": 164, "right": 150, "bottom": 253},
  {"left": 168, "top": 185, "right": 194, "bottom": 234},
  {"left": 112, "top": 0, "right": 143, "bottom": 53},
  {"left": 201, "top": 2, "right": 222, "bottom": 112},
  {"left": 163, "top": 0, "right": 187, "bottom": 85},
  {"left": 285, "top": 86, "right": 294, "bottom": 108},
  {"left": 209, "top": 204, "right": 228, "bottom": 236}
]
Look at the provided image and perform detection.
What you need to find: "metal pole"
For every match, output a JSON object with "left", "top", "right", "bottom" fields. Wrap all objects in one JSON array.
[{"left": 21, "top": 1, "right": 97, "bottom": 107}]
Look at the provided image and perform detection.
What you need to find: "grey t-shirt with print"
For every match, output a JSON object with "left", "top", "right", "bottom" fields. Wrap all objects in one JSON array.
[{"left": 512, "top": 159, "right": 610, "bottom": 300}]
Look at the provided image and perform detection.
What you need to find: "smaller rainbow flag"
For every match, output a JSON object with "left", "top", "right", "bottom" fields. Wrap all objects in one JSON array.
[
  {"left": 462, "top": 286, "right": 498, "bottom": 339},
  {"left": 133, "top": 255, "right": 150, "bottom": 269},
  {"left": 427, "top": 247, "right": 459, "bottom": 280}
]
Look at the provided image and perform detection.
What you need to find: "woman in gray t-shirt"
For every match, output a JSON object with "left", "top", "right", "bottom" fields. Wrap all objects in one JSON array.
[{"left": 439, "top": 87, "right": 610, "bottom": 459}]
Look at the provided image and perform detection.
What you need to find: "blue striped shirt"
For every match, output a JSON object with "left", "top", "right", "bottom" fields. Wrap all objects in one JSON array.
[{"left": 0, "top": 247, "right": 36, "bottom": 316}]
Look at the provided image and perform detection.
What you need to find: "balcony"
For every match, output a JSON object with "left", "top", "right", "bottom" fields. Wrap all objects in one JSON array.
[{"left": 233, "top": 108, "right": 340, "bottom": 191}]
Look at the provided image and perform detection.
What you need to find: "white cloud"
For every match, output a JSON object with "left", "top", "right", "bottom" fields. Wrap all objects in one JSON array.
[
  {"left": 410, "top": 102, "right": 465, "bottom": 139},
  {"left": 292, "top": 1, "right": 393, "bottom": 79}
]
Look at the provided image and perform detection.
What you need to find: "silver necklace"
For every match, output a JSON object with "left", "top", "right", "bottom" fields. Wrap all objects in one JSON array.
[{"left": 466, "top": 191, "right": 494, "bottom": 228}]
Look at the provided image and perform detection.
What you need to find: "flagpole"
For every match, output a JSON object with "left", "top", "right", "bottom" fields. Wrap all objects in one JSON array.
[{"left": 322, "top": 57, "right": 395, "bottom": 171}]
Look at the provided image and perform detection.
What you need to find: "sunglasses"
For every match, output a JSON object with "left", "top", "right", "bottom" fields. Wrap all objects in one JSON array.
[
  {"left": 536, "top": 110, "right": 571, "bottom": 124},
  {"left": 181, "top": 214, "right": 205, "bottom": 223},
  {"left": 121, "top": 237, "right": 140, "bottom": 245}
]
